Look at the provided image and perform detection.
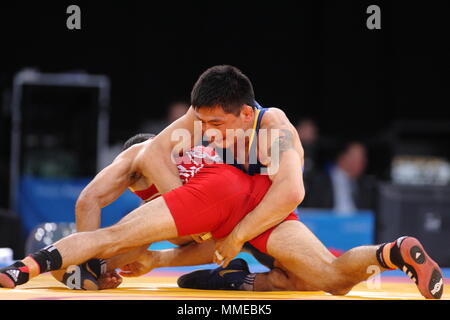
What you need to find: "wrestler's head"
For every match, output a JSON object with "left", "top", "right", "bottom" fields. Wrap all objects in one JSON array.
[
  {"left": 122, "top": 133, "right": 155, "bottom": 151},
  {"left": 191, "top": 65, "right": 257, "bottom": 149}
]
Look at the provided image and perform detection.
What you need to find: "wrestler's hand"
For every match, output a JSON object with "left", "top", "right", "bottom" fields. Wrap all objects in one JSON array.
[
  {"left": 213, "top": 232, "right": 244, "bottom": 268},
  {"left": 98, "top": 270, "right": 123, "bottom": 290}
]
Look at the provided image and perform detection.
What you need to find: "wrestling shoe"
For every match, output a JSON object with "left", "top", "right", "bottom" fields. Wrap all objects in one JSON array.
[
  {"left": 177, "top": 258, "right": 250, "bottom": 290},
  {"left": 61, "top": 259, "right": 106, "bottom": 290},
  {"left": 0, "top": 262, "right": 30, "bottom": 288},
  {"left": 390, "top": 236, "right": 444, "bottom": 299}
]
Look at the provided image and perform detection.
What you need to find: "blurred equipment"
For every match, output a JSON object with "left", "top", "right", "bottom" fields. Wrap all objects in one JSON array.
[
  {"left": 9, "top": 69, "right": 110, "bottom": 212},
  {"left": 25, "top": 222, "right": 76, "bottom": 255},
  {"left": 7, "top": 69, "right": 117, "bottom": 235},
  {"left": 390, "top": 119, "right": 450, "bottom": 186},
  {"left": 391, "top": 156, "right": 450, "bottom": 186},
  {"left": 376, "top": 183, "right": 450, "bottom": 267},
  {"left": 0, "top": 209, "right": 25, "bottom": 259}
]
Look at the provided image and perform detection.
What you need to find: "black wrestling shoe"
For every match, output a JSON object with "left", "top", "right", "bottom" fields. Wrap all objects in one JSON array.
[
  {"left": 177, "top": 258, "right": 250, "bottom": 290},
  {"left": 61, "top": 259, "right": 106, "bottom": 290},
  {"left": 0, "top": 262, "right": 30, "bottom": 288}
]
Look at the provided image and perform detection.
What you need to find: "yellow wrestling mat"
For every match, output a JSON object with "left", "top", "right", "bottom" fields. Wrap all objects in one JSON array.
[{"left": 0, "top": 272, "right": 448, "bottom": 300}]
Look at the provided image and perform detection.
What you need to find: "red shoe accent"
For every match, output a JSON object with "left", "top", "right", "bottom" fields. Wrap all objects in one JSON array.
[
  {"left": 0, "top": 273, "right": 15, "bottom": 289},
  {"left": 399, "top": 237, "right": 444, "bottom": 299},
  {"left": 328, "top": 248, "right": 344, "bottom": 257},
  {"left": 19, "top": 266, "right": 29, "bottom": 273}
]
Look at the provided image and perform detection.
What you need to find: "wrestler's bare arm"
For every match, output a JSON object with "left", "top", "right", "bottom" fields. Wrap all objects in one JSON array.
[
  {"left": 119, "top": 240, "right": 217, "bottom": 278},
  {"left": 75, "top": 148, "right": 140, "bottom": 232},
  {"left": 230, "top": 108, "right": 305, "bottom": 243},
  {"left": 140, "top": 107, "right": 198, "bottom": 193}
]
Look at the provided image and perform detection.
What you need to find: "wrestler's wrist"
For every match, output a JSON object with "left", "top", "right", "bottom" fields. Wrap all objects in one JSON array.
[
  {"left": 145, "top": 250, "right": 159, "bottom": 269},
  {"left": 232, "top": 227, "right": 250, "bottom": 244}
]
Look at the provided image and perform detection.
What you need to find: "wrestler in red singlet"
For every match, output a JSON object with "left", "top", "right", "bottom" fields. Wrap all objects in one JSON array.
[{"left": 130, "top": 145, "right": 297, "bottom": 254}]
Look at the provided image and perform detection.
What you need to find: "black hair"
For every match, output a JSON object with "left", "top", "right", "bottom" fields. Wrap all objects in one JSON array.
[
  {"left": 122, "top": 133, "right": 155, "bottom": 151},
  {"left": 191, "top": 65, "right": 256, "bottom": 115}
]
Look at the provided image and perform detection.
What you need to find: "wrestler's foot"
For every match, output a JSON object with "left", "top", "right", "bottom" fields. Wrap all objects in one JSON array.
[
  {"left": 62, "top": 259, "right": 106, "bottom": 290},
  {"left": 385, "top": 236, "right": 444, "bottom": 299},
  {"left": 177, "top": 258, "right": 251, "bottom": 290},
  {"left": 0, "top": 262, "right": 30, "bottom": 288}
]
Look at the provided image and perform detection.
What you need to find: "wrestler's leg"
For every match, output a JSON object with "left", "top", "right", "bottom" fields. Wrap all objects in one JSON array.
[
  {"left": 118, "top": 240, "right": 216, "bottom": 278},
  {"left": 86, "top": 236, "right": 197, "bottom": 289},
  {"left": 102, "top": 235, "right": 195, "bottom": 273},
  {"left": 264, "top": 220, "right": 385, "bottom": 295},
  {"left": 250, "top": 260, "right": 316, "bottom": 291},
  {"left": 0, "top": 197, "right": 179, "bottom": 287}
]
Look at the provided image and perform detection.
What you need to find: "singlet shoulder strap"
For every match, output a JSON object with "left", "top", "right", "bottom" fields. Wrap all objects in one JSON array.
[{"left": 248, "top": 104, "right": 268, "bottom": 169}]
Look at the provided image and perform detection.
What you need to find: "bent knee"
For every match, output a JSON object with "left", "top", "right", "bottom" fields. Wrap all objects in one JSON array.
[
  {"left": 321, "top": 273, "right": 354, "bottom": 296},
  {"left": 300, "top": 269, "right": 354, "bottom": 295},
  {"left": 325, "top": 286, "right": 352, "bottom": 296}
]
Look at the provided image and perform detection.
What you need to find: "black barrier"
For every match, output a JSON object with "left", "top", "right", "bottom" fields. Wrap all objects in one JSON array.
[
  {"left": 376, "top": 183, "right": 450, "bottom": 267},
  {"left": 0, "top": 209, "right": 25, "bottom": 259}
]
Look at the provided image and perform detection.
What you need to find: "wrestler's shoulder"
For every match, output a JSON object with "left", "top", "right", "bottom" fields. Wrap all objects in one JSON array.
[
  {"left": 260, "top": 107, "right": 291, "bottom": 128},
  {"left": 124, "top": 142, "right": 151, "bottom": 169}
]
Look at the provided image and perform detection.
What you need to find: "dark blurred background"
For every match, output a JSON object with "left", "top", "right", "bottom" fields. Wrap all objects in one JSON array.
[{"left": 0, "top": 1, "right": 449, "bottom": 264}]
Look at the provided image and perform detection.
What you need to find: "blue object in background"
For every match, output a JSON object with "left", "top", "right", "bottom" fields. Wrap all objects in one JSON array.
[
  {"left": 17, "top": 176, "right": 141, "bottom": 234},
  {"left": 299, "top": 209, "right": 374, "bottom": 252}
]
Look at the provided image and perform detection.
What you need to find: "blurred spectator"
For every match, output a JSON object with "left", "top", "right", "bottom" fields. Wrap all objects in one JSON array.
[
  {"left": 301, "top": 141, "right": 377, "bottom": 215},
  {"left": 296, "top": 118, "right": 321, "bottom": 204},
  {"left": 296, "top": 118, "right": 319, "bottom": 174},
  {"left": 139, "top": 101, "right": 189, "bottom": 134},
  {"left": 167, "top": 101, "right": 190, "bottom": 124}
]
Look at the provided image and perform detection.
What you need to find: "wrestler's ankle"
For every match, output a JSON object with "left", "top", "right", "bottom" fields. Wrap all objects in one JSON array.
[{"left": 22, "top": 257, "right": 40, "bottom": 278}]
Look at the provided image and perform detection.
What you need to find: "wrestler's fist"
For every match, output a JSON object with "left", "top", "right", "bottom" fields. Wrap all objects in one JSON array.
[
  {"left": 98, "top": 270, "right": 123, "bottom": 289},
  {"left": 213, "top": 232, "right": 245, "bottom": 268}
]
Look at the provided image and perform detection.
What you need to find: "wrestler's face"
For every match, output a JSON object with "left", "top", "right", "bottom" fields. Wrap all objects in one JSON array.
[{"left": 195, "top": 105, "right": 255, "bottom": 149}]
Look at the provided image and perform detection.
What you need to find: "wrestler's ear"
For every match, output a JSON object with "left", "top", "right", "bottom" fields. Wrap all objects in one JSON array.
[{"left": 239, "top": 104, "right": 254, "bottom": 122}]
